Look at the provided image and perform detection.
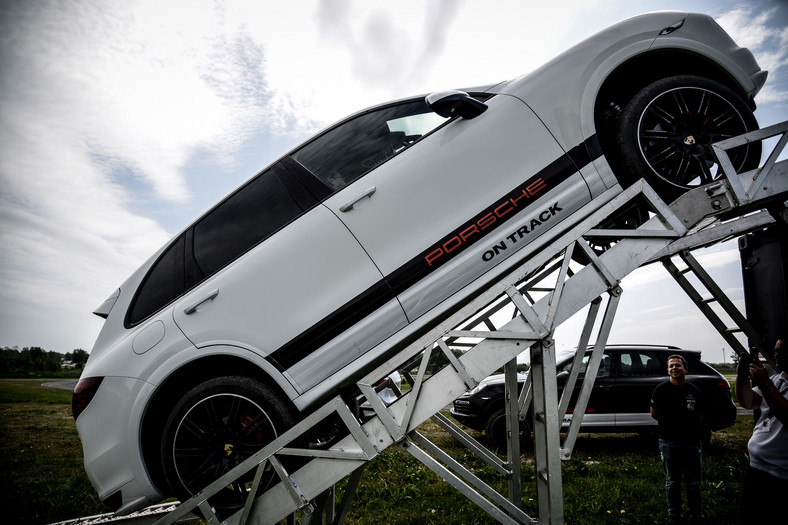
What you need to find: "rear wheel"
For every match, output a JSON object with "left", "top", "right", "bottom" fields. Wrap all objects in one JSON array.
[
  {"left": 161, "top": 376, "right": 297, "bottom": 516},
  {"left": 615, "top": 75, "right": 761, "bottom": 202}
]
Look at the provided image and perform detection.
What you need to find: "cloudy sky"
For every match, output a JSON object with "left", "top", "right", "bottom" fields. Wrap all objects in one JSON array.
[{"left": 1, "top": 0, "right": 786, "bottom": 363}]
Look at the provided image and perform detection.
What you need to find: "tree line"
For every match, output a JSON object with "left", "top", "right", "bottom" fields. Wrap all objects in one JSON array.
[{"left": 0, "top": 346, "right": 88, "bottom": 376}]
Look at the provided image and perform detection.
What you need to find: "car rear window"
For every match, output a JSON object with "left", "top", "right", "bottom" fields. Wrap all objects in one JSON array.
[
  {"left": 128, "top": 236, "right": 185, "bottom": 325},
  {"left": 558, "top": 353, "right": 611, "bottom": 378},
  {"left": 127, "top": 168, "right": 307, "bottom": 326},
  {"left": 688, "top": 360, "right": 717, "bottom": 376}
]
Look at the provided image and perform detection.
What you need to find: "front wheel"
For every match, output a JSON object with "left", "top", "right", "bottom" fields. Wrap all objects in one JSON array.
[
  {"left": 161, "top": 376, "right": 298, "bottom": 515},
  {"left": 615, "top": 75, "right": 761, "bottom": 202},
  {"left": 484, "top": 408, "right": 531, "bottom": 452}
]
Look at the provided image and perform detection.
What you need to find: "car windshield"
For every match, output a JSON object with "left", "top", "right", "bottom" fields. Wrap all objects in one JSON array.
[{"left": 291, "top": 99, "right": 448, "bottom": 191}]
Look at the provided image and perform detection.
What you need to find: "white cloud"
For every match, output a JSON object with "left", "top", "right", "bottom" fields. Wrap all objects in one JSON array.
[
  {"left": 716, "top": 5, "right": 788, "bottom": 109},
  {"left": 716, "top": 7, "right": 788, "bottom": 68}
]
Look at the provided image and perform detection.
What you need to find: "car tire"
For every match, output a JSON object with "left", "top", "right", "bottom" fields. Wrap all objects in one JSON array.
[
  {"left": 161, "top": 375, "right": 298, "bottom": 516},
  {"left": 615, "top": 75, "right": 761, "bottom": 203},
  {"left": 484, "top": 408, "right": 531, "bottom": 452}
]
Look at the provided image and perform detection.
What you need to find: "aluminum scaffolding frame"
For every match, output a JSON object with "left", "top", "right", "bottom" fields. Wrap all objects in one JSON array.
[{"left": 129, "top": 121, "right": 787, "bottom": 525}]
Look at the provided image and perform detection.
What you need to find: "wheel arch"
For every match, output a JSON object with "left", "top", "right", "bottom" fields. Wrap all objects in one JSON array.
[
  {"left": 592, "top": 48, "right": 758, "bottom": 179},
  {"left": 479, "top": 393, "right": 506, "bottom": 428},
  {"left": 139, "top": 352, "right": 299, "bottom": 494}
]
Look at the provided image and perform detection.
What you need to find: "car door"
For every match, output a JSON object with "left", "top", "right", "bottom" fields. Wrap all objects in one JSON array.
[
  {"left": 613, "top": 349, "right": 666, "bottom": 428},
  {"left": 319, "top": 93, "right": 592, "bottom": 321},
  {"left": 557, "top": 351, "right": 616, "bottom": 429},
  {"left": 172, "top": 162, "right": 407, "bottom": 393}
]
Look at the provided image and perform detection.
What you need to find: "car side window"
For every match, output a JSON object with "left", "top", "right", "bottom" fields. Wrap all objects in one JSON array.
[
  {"left": 127, "top": 168, "right": 307, "bottom": 326},
  {"left": 618, "top": 351, "right": 662, "bottom": 377},
  {"left": 128, "top": 236, "right": 185, "bottom": 325},
  {"left": 290, "top": 99, "right": 448, "bottom": 191},
  {"left": 558, "top": 353, "right": 611, "bottom": 378},
  {"left": 192, "top": 168, "right": 304, "bottom": 277}
]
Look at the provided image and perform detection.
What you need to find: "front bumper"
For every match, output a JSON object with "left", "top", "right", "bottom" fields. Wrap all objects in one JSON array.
[
  {"left": 450, "top": 399, "right": 483, "bottom": 431},
  {"left": 75, "top": 376, "right": 163, "bottom": 514}
]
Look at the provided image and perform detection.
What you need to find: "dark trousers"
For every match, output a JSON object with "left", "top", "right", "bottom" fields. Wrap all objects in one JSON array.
[
  {"left": 741, "top": 465, "right": 788, "bottom": 524},
  {"left": 659, "top": 439, "right": 703, "bottom": 519}
]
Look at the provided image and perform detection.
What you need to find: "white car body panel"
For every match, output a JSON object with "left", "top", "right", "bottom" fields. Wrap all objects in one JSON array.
[
  {"left": 75, "top": 377, "right": 157, "bottom": 510},
  {"left": 171, "top": 205, "right": 404, "bottom": 393},
  {"left": 296, "top": 185, "right": 622, "bottom": 411},
  {"left": 323, "top": 94, "right": 574, "bottom": 277},
  {"left": 561, "top": 413, "right": 613, "bottom": 428},
  {"left": 496, "top": 11, "right": 669, "bottom": 154},
  {"left": 399, "top": 177, "right": 591, "bottom": 321},
  {"left": 496, "top": 12, "right": 765, "bottom": 160},
  {"left": 287, "top": 299, "right": 411, "bottom": 391}
]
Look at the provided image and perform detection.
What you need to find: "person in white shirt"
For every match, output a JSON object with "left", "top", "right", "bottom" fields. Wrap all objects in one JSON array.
[{"left": 735, "top": 338, "right": 788, "bottom": 524}]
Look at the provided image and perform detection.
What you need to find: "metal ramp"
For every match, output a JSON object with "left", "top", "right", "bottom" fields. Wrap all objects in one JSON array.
[{"left": 147, "top": 121, "right": 787, "bottom": 525}]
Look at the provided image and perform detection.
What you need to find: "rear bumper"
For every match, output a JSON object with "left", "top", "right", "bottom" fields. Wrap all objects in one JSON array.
[{"left": 75, "top": 376, "right": 163, "bottom": 514}]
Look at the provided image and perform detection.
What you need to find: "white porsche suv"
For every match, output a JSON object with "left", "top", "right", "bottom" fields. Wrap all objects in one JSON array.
[{"left": 72, "top": 11, "right": 765, "bottom": 515}]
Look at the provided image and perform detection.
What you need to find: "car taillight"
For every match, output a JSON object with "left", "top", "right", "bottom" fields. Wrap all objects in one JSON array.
[
  {"left": 71, "top": 377, "right": 104, "bottom": 420},
  {"left": 718, "top": 379, "right": 731, "bottom": 389}
]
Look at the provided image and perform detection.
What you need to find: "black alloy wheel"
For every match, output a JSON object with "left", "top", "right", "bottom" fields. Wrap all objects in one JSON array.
[
  {"left": 616, "top": 75, "right": 760, "bottom": 202},
  {"left": 161, "top": 376, "right": 297, "bottom": 516}
]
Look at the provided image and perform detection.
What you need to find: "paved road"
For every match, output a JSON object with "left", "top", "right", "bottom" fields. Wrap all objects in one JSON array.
[{"left": 42, "top": 379, "right": 78, "bottom": 390}]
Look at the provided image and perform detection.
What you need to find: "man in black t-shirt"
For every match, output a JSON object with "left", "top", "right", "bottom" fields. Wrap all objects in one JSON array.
[{"left": 650, "top": 354, "right": 705, "bottom": 523}]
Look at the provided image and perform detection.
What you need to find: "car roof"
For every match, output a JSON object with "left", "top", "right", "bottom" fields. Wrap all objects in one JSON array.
[
  {"left": 585, "top": 344, "right": 700, "bottom": 355},
  {"left": 568, "top": 345, "right": 704, "bottom": 364}
]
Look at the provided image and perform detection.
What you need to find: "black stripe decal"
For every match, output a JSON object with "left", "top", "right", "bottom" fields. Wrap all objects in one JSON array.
[
  {"left": 386, "top": 150, "right": 580, "bottom": 297},
  {"left": 268, "top": 280, "right": 397, "bottom": 371},
  {"left": 268, "top": 136, "right": 602, "bottom": 372}
]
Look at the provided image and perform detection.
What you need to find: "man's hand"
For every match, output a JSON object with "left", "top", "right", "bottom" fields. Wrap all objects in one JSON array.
[
  {"left": 735, "top": 351, "right": 759, "bottom": 410},
  {"left": 737, "top": 352, "right": 752, "bottom": 378},
  {"left": 750, "top": 355, "right": 770, "bottom": 387}
]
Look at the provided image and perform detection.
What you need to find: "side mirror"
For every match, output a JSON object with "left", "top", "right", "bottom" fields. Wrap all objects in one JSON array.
[{"left": 426, "top": 90, "right": 488, "bottom": 119}]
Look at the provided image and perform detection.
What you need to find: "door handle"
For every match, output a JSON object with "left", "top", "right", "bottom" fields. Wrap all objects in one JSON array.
[
  {"left": 184, "top": 289, "right": 219, "bottom": 315},
  {"left": 339, "top": 186, "right": 376, "bottom": 212}
]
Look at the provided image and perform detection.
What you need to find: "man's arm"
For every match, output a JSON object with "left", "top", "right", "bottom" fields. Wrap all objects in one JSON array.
[
  {"left": 650, "top": 384, "right": 661, "bottom": 421},
  {"left": 750, "top": 358, "right": 788, "bottom": 425}
]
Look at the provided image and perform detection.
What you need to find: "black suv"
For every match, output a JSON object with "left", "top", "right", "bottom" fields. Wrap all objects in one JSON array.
[{"left": 450, "top": 345, "right": 736, "bottom": 450}]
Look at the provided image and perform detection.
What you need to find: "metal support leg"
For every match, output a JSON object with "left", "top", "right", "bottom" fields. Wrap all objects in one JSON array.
[
  {"left": 332, "top": 465, "right": 366, "bottom": 525},
  {"left": 402, "top": 434, "right": 531, "bottom": 524},
  {"left": 530, "top": 338, "right": 563, "bottom": 524},
  {"left": 504, "top": 358, "right": 523, "bottom": 511},
  {"left": 560, "top": 289, "right": 621, "bottom": 459}
]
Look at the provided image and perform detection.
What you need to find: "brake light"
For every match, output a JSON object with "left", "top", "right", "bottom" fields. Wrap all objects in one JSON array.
[
  {"left": 718, "top": 379, "right": 730, "bottom": 389},
  {"left": 71, "top": 377, "right": 104, "bottom": 420}
]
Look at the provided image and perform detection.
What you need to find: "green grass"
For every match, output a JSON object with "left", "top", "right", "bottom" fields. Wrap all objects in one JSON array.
[
  {"left": 334, "top": 417, "right": 752, "bottom": 524},
  {"left": 0, "top": 379, "right": 106, "bottom": 524},
  {"left": 1, "top": 380, "right": 752, "bottom": 524}
]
